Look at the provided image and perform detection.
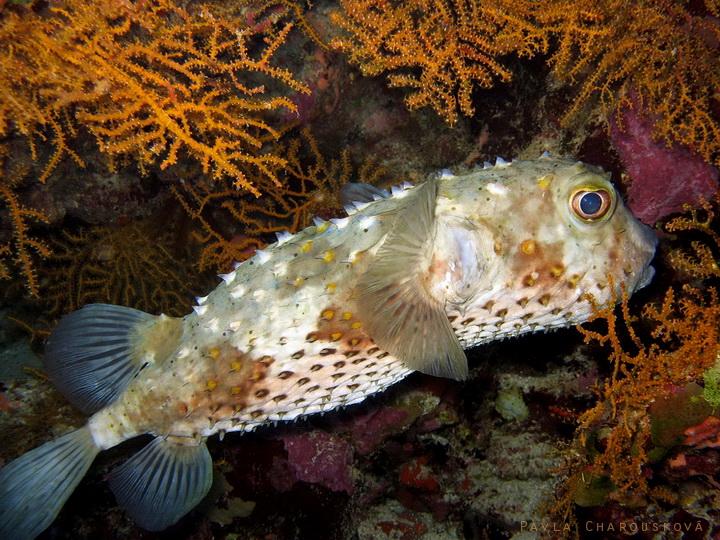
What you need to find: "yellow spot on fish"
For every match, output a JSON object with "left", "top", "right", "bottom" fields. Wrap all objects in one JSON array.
[
  {"left": 325, "top": 283, "right": 336, "bottom": 293},
  {"left": 520, "top": 239, "right": 536, "bottom": 255},
  {"left": 537, "top": 174, "right": 552, "bottom": 187},
  {"left": 231, "top": 387, "right": 241, "bottom": 395},
  {"left": 331, "top": 332, "right": 342, "bottom": 341},
  {"left": 321, "top": 250, "right": 334, "bottom": 263},
  {"left": 351, "top": 321, "right": 363, "bottom": 329},
  {"left": 322, "top": 310, "right": 335, "bottom": 320},
  {"left": 551, "top": 265, "right": 565, "bottom": 278},
  {"left": 349, "top": 338, "right": 360, "bottom": 346},
  {"left": 342, "top": 312, "right": 352, "bottom": 320},
  {"left": 206, "top": 380, "right": 217, "bottom": 391},
  {"left": 567, "top": 274, "right": 581, "bottom": 288},
  {"left": 316, "top": 222, "right": 330, "bottom": 233},
  {"left": 208, "top": 348, "right": 220, "bottom": 359},
  {"left": 230, "top": 361, "right": 242, "bottom": 372},
  {"left": 301, "top": 242, "right": 313, "bottom": 252},
  {"left": 290, "top": 277, "right": 304, "bottom": 287}
]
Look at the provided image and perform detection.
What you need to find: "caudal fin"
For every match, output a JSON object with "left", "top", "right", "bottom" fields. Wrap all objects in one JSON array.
[{"left": 0, "top": 426, "right": 99, "bottom": 539}]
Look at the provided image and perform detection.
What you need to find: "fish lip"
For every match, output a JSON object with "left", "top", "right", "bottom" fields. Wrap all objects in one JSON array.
[
  {"left": 635, "top": 223, "right": 659, "bottom": 291},
  {"left": 636, "top": 264, "right": 656, "bottom": 290}
]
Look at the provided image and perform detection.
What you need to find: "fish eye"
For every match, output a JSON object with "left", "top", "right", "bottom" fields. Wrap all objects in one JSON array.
[{"left": 570, "top": 188, "right": 613, "bottom": 222}]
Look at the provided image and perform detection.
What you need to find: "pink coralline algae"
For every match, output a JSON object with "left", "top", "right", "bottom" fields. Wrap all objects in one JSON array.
[
  {"left": 610, "top": 102, "right": 719, "bottom": 225},
  {"left": 271, "top": 430, "right": 354, "bottom": 494}
]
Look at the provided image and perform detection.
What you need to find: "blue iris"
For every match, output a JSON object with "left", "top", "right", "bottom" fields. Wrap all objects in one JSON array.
[{"left": 580, "top": 192, "right": 602, "bottom": 216}]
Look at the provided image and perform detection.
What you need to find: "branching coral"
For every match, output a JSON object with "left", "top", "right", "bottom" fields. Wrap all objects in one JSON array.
[
  {"left": 330, "top": 0, "right": 546, "bottom": 125},
  {"left": 665, "top": 198, "right": 720, "bottom": 279},
  {"left": 0, "top": 0, "right": 309, "bottom": 193},
  {"left": 43, "top": 222, "right": 203, "bottom": 317},
  {"left": 535, "top": 0, "right": 720, "bottom": 164},
  {"left": 0, "top": 155, "right": 50, "bottom": 297},
  {"left": 173, "top": 129, "right": 386, "bottom": 272},
  {"left": 332, "top": 0, "right": 720, "bottom": 166}
]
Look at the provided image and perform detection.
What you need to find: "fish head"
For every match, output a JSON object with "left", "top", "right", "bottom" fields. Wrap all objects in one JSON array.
[{"left": 430, "top": 158, "right": 658, "bottom": 339}]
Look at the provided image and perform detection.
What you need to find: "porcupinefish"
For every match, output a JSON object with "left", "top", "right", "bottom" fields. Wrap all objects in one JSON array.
[{"left": 0, "top": 156, "right": 657, "bottom": 537}]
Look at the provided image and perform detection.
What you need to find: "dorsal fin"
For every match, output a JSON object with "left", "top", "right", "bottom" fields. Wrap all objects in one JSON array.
[
  {"left": 355, "top": 180, "right": 468, "bottom": 380},
  {"left": 339, "top": 183, "right": 389, "bottom": 206},
  {"left": 44, "top": 304, "right": 183, "bottom": 413}
]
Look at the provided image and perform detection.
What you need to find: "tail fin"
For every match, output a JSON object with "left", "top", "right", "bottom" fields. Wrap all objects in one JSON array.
[{"left": 0, "top": 426, "right": 99, "bottom": 539}]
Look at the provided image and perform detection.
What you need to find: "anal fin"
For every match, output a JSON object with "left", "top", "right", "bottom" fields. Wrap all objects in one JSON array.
[{"left": 108, "top": 437, "right": 213, "bottom": 531}]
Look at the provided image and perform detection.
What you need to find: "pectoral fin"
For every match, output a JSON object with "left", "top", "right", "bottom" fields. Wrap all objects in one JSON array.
[{"left": 355, "top": 180, "right": 468, "bottom": 380}]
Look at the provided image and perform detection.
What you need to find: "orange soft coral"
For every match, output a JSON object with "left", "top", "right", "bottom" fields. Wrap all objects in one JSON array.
[{"left": 0, "top": 0, "right": 309, "bottom": 193}]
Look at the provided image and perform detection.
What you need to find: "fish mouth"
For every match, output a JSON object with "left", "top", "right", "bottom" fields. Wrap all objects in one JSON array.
[
  {"left": 636, "top": 264, "right": 656, "bottom": 290},
  {"left": 634, "top": 223, "right": 660, "bottom": 291}
]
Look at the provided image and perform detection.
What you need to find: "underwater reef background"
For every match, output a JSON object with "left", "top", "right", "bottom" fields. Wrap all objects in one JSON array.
[{"left": 2, "top": 0, "right": 720, "bottom": 538}]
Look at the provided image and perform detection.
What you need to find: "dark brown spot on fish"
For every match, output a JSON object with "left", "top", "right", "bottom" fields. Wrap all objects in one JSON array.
[
  {"left": 347, "top": 384, "right": 360, "bottom": 391},
  {"left": 310, "top": 364, "right": 323, "bottom": 371},
  {"left": 521, "top": 313, "right": 534, "bottom": 323},
  {"left": 306, "top": 333, "right": 319, "bottom": 342},
  {"left": 278, "top": 370, "right": 294, "bottom": 379},
  {"left": 319, "top": 348, "right": 336, "bottom": 356},
  {"left": 448, "top": 315, "right": 458, "bottom": 322},
  {"left": 331, "top": 373, "right": 345, "bottom": 381},
  {"left": 291, "top": 350, "right": 304, "bottom": 359},
  {"left": 308, "top": 385, "right": 320, "bottom": 392},
  {"left": 334, "top": 361, "right": 346, "bottom": 369},
  {"left": 273, "top": 394, "right": 288, "bottom": 403},
  {"left": 298, "top": 377, "right": 310, "bottom": 386},
  {"left": 377, "top": 352, "right": 389, "bottom": 359},
  {"left": 344, "top": 350, "right": 359, "bottom": 358},
  {"left": 293, "top": 398, "right": 306, "bottom": 406},
  {"left": 255, "top": 389, "right": 269, "bottom": 398},
  {"left": 495, "top": 308, "right": 508, "bottom": 320},
  {"left": 539, "top": 294, "right": 551, "bottom": 306},
  {"left": 483, "top": 300, "right": 495, "bottom": 311},
  {"left": 351, "top": 357, "right": 367, "bottom": 365},
  {"left": 461, "top": 317, "right": 475, "bottom": 326},
  {"left": 367, "top": 347, "right": 380, "bottom": 355},
  {"left": 517, "top": 297, "right": 529, "bottom": 308},
  {"left": 249, "top": 410, "right": 263, "bottom": 419}
]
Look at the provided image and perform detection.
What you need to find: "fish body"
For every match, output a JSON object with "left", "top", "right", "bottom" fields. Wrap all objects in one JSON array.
[{"left": 0, "top": 157, "right": 658, "bottom": 537}]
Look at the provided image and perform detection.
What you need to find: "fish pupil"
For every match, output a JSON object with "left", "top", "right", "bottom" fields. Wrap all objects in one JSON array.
[{"left": 580, "top": 192, "right": 602, "bottom": 215}]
